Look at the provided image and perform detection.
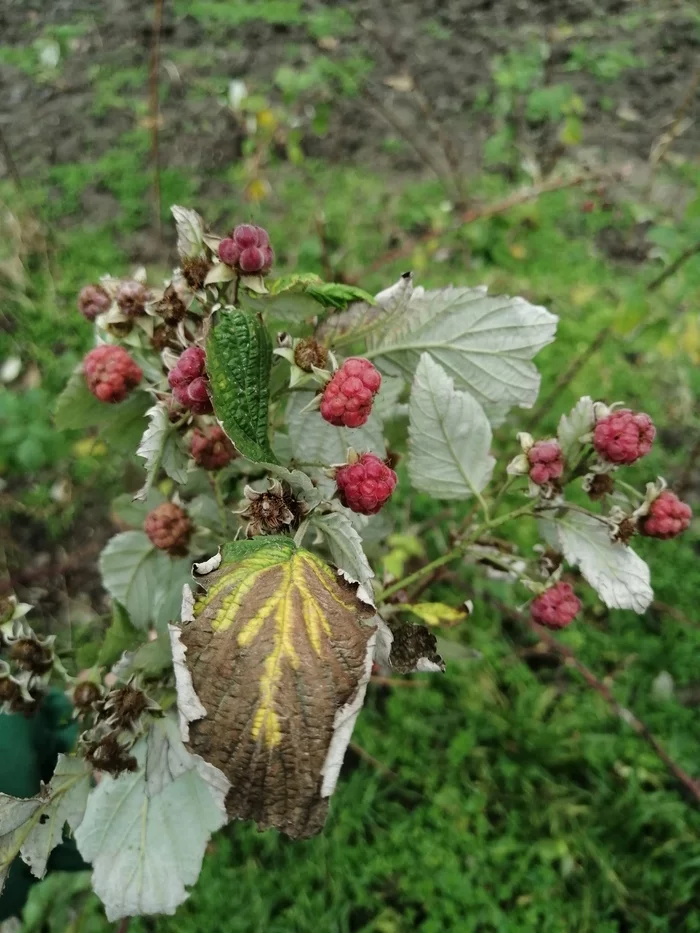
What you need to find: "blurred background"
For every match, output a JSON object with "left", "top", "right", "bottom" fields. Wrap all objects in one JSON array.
[{"left": 2, "top": 0, "right": 700, "bottom": 930}]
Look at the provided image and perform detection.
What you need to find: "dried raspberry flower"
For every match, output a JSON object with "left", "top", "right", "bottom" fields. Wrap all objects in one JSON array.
[
  {"left": 191, "top": 425, "right": 237, "bottom": 470},
  {"left": 168, "top": 346, "right": 213, "bottom": 414},
  {"left": 72, "top": 680, "right": 102, "bottom": 713},
  {"left": 83, "top": 731, "right": 137, "bottom": 775},
  {"left": 640, "top": 491, "right": 692, "bottom": 540},
  {"left": 335, "top": 453, "right": 397, "bottom": 515},
  {"left": 527, "top": 440, "right": 564, "bottom": 485},
  {"left": 321, "top": 358, "right": 382, "bottom": 429},
  {"left": 585, "top": 472, "right": 615, "bottom": 501},
  {"left": 154, "top": 284, "right": 187, "bottom": 326},
  {"left": 294, "top": 338, "right": 328, "bottom": 373},
  {"left": 239, "top": 479, "right": 306, "bottom": 537},
  {"left": 144, "top": 502, "right": 192, "bottom": 554},
  {"left": 182, "top": 255, "right": 211, "bottom": 290},
  {"left": 116, "top": 280, "right": 150, "bottom": 318},
  {"left": 84, "top": 345, "right": 143, "bottom": 404},
  {"left": 78, "top": 284, "right": 111, "bottom": 321},
  {"left": 530, "top": 582, "right": 581, "bottom": 629},
  {"left": 593, "top": 409, "right": 655, "bottom": 465}
]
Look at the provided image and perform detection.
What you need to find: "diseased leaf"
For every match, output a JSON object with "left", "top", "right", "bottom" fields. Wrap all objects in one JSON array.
[
  {"left": 558, "top": 396, "right": 595, "bottom": 460},
  {"left": 135, "top": 404, "right": 189, "bottom": 500},
  {"left": 408, "top": 354, "right": 495, "bottom": 499},
  {"left": 367, "top": 286, "right": 558, "bottom": 419},
  {"left": 75, "top": 741, "right": 228, "bottom": 921},
  {"left": 310, "top": 511, "right": 374, "bottom": 588},
  {"left": 545, "top": 511, "right": 653, "bottom": 612},
  {"left": 285, "top": 391, "right": 385, "bottom": 466},
  {"left": 374, "top": 617, "right": 445, "bottom": 674},
  {"left": 207, "top": 307, "right": 277, "bottom": 463},
  {"left": 171, "top": 205, "right": 205, "bottom": 260},
  {"left": 405, "top": 602, "right": 467, "bottom": 627},
  {"left": 173, "top": 536, "right": 376, "bottom": 838}
]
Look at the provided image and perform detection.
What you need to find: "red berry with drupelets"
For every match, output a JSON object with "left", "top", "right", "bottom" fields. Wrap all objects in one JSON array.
[
  {"left": 530, "top": 582, "right": 581, "bottom": 629},
  {"left": 593, "top": 409, "right": 655, "bottom": 465},
  {"left": 168, "top": 346, "right": 213, "bottom": 415},
  {"left": 335, "top": 453, "right": 397, "bottom": 515},
  {"left": 640, "top": 491, "right": 692, "bottom": 540},
  {"left": 320, "top": 358, "right": 382, "bottom": 429},
  {"left": 83, "top": 345, "right": 142, "bottom": 403}
]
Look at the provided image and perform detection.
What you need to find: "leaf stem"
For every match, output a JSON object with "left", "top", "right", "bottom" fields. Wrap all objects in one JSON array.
[{"left": 616, "top": 478, "right": 644, "bottom": 502}]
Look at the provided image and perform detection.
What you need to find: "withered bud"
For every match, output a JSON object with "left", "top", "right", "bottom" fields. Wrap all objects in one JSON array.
[
  {"left": 10, "top": 638, "right": 54, "bottom": 675},
  {"left": 615, "top": 517, "right": 637, "bottom": 545},
  {"left": 151, "top": 325, "right": 176, "bottom": 352},
  {"left": 240, "top": 480, "right": 308, "bottom": 538},
  {"left": 99, "top": 682, "right": 154, "bottom": 729},
  {"left": 84, "top": 732, "right": 137, "bottom": 775},
  {"left": 0, "top": 597, "right": 15, "bottom": 625},
  {"left": 293, "top": 338, "right": 328, "bottom": 373},
  {"left": 72, "top": 680, "right": 102, "bottom": 713},
  {"left": 539, "top": 547, "right": 563, "bottom": 577},
  {"left": 587, "top": 473, "right": 615, "bottom": 501},
  {"left": 0, "top": 676, "right": 20, "bottom": 704},
  {"left": 182, "top": 256, "right": 211, "bottom": 291},
  {"left": 117, "top": 280, "right": 151, "bottom": 318},
  {"left": 154, "top": 285, "right": 187, "bottom": 326}
]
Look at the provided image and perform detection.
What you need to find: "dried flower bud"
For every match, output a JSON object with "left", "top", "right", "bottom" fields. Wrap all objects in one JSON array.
[
  {"left": 182, "top": 256, "right": 211, "bottom": 291},
  {"left": 84, "top": 731, "right": 137, "bottom": 775},
  {"left": 78, "top": 284, "right": 111, "bottom": 321},
  {"left": 9, "top": 636, "right": 54, "bottom": 675},
  {"left": 98, "top": 681, "right": 157, "bottom": 730},
  {"left": 294, "top": 338, "right": 328, "bottom": 373},
  {"left": 116, "top": 280, "right": 151, "bottom": 318},
  {"left": 585, "top": 473, "right": 615, "bottom": 501},
  {"left": 72, "top": 680, "right": 102, "bottom": 713},
  {"left": 239, "top": 480, "right": 307, "bottom": 537},
  {"left": 154, "top": 284, "right": 187, "bottom": 326}
]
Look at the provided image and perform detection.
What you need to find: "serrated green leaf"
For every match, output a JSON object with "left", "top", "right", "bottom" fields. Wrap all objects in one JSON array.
[
  {"left": 207, "top": 307, "right": 277, "bottom": 463},
  {"left": 310, "top": 510, "right": 374, "bottom": 587},
  {"left": 135, "top": 404, "right": 189, "bottom": 499},
  {"left": 98, "top": 602, "right": 142, "bottom": 668}
]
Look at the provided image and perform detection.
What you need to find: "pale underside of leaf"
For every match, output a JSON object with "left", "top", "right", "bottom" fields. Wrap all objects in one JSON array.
[
  {"left": 135, "top": 403, "right": 189, "bottom": 500},
  {"left": 285, "top": 391, "right": 386, "bottom": 466},
  {"left": 557, "top": 396, "right": 595, "bottom": 460},
  {"left": 310, "top": 511, "right": 374, "bottom": 588}
]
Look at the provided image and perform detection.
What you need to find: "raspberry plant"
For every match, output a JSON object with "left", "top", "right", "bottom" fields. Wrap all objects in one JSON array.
[{"left": 0, "top": 206, "right": 692, "bottom": 921}]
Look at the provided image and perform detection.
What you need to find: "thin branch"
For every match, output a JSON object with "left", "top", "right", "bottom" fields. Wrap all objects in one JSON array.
[
  {"left": 349, "top": 741, "right": 399, "bottom": 780},
  {"left": 0, "top": 126, "right": 23, "bottom": 191},
  {"left": 148, "top": 0, "right": 165, "bottom": 242},
  {"left": 647, "top": 239, "right": 700, "bottom": 293}
]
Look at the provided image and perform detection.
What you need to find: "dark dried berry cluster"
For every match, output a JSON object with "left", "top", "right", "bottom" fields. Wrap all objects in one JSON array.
[
  {"left": 294, "top": 338, "right": 328, "bottom": 373},
  {"left": 83, "top": 731, "right": 137, "bottom": 775},
  {"left": 240, "top": 480, "right": 306, "bottom": 537}
]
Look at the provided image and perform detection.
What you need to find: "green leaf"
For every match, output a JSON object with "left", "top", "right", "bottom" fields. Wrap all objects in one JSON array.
[
  {"left": 54, "top": 366, "right": 149, "bottom": 435},
  {"left": 111, "top": 489, "right": 166, "bottom": 527},
  {"left": 310, "top": 510, "right": 374, "bottom": 588},
  {"left": 268, "top": 274, "right": 374, "bottom": 310},
  {"left": 207, "top": 307, "right": 277, "bottom": 463},
  {"left": 135, "top": 404, "right": 189, "bottom": 500},
  {"left": 98, "top": 603, "right": 142, "bottom": 668}
]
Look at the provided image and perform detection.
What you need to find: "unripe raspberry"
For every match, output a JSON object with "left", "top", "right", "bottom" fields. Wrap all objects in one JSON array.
[
  {"left": 232, "top": 224, "right": 260, "bottom": 249},
  {"left": 191, "top": 425, "right": 237, "bottom": 470},
  {"left": 321, "top": 358, "right": 382, "bottom": 429},
  {"left": 530, "top": 582, "right": 581, "bottom": 629},
  {"left": 84, "top": 345, "right": 142, "bottom": 404},
  {"left": 593, "top": 409, "right": 655, "bottom": 465},
  {"left": 117, "top": 280, "right": 150, "bottom": 318},
  {"left": 144, "top": 502, "right": 192, "bottom": 554},
  {"left": 239, "top": 246, "right": 265, "bottom": 274},
  {"left": 78, "top": 283, "right": 111, "bottom": 321},
  {"left": 218, "top": 238, "right": 241, "bottom": 267},
  {"left": 527, "top": 440, "right": 564, "bottom": 485},
  {"left": 335, "top": 453, "right": 397, "bottom": 515},
  {"left": 640, "top": 491, "right": 692, "bottom": 540},
  {"left": 168, "top": 347, "right": 213, "bottom": 414}
]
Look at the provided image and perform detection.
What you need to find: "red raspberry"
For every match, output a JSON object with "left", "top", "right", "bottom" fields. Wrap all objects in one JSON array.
[
  {"left": 527, "top": 440, "right": 564, "bottom": 485},
  {"left": 335, "top": 453, "right": 397, "bottom": 515},
  {"left": 78, "top": 283, "right": 111, "bottom": 321},
  {"left": 218, "top": 238, "right": 241, "bottom": 267},
  {"left": 320, "top": 358, "right": 382, "bottom": 429},
  {"left": 640, "top": 491, "right": 692, "bottom": 540},
  {"left": 168, "top": 347, "right": 213, "bottom": 414},
  {"left": 83, "top": 345, "right": 142, "bottom": 404},
  {"left": 191, "top": 425, "right": 237, "bottom": 470},
  {"left": 219, "top": 225, "right": 273, "bottom": 275},
  {"left": 144, "top": 502, "right": 192, "bottom": 554},
  {"left": 239, "top": 246, "right": 265, "bottom": 274},
  {"left": 593, "top": 409, "right": 655, "bottom": 465},
  {"left": 116, "top": 280, "right": 150, "bottom": 317},
  {"left": 530, "top": 582, "right": 581, "bottom": 629},
  {"left": 232, "top": 224, "right": 260, "bottom": 249}
]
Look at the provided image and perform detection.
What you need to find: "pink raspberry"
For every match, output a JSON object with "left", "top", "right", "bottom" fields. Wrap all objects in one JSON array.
[
  {"left": 335, "top": 453, "right": 397, "bottom": 515},
  {"left": 83, "top": 345, "right": 142, "bottom": 404},
  {"left": 144, "top": 502, "right": 192, "bottom": 554},
  {"left": 168, "top": 347, "right": 213, "bottom": 414},
  {"left": 320, "top": 358, "right": 382, "bottom": 429},
  {"left": 527, "top": 440, "right": 564, "bottom": 485},
  {"left": 232, "top": 224, "right": 260, "bottom": 249},
  {"left": 593, "top": 409, "right": 655, "bottom": 465},
  {"left": 219, "top": 225, "right": 274, "bottom": 275},
  {"left": 78, "top": 283, "right": 111, "bottom": 321},
  {"left": 640, "top": 491, "right": 692, "bottom": 540},
  {"left": 239, "top": 246, "right": 266, "bottom": 274},
  {"left": 218, "top": 238, "right": 241, "bottom": 267},
  {"left": 190, "top": 425, "right": 237, "bottom": 470},
  {"left": 530, "top": 582, "right": 581, "bottom": 629}
]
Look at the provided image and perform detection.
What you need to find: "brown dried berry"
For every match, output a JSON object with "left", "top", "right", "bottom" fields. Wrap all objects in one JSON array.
[
  {"left": 144, "top": 502, "right": 192, "bottom": 554},
  {"left": 587, "top": 473, "right": 615, "bottom": 501},
  {"left": 615, "top": 517, "right": 637, "bottom": 545},
  {"left": 10, "top": 638, "right": 54, "bottom": 675},
  {"left": 0, "top": 677, "right": 20, "bottom": 703},
  {"left": 155, "top": 285, "right": 187, "bottom": 326},
  {"left": 293, "top": 338, "right": 328, "bottom": 373},
  {"left": 117, "top": 280, "right": 151, "bottom": 318},
  {"left": 240, "top": 480, "right": 307, "bottom": 537},
  {"left": 102, "top": 683, "right": 150, "bottom": 728},
  {"left": 73, "top": 681, "right": 102, "bottom": 713},
  {"left": 151, "top": 325, "right": 176, "bottom": 352},
  {"left": 10, "top": 694, "right": 40, "bottom": 717},
  {"left": 182, "top": 256, "right": 211, "bottom": 291},
  {"left": 84, "top": 733, "right": 137, "bottom": 775}
]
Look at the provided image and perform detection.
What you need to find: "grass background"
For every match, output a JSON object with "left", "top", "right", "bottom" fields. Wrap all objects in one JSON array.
[{"left": 2, "top": 1, "right": 700, "bottom": 930}]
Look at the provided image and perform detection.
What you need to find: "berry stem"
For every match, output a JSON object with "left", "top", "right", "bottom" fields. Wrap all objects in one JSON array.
[
  {"left": 616, "top": 478, "right": 644, "bottom": 502},
  {"left": 210, "top": 473, "right": 228, "bottom": 530}
]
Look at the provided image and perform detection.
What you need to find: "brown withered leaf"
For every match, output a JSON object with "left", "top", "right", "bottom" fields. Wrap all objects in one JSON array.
[{"left": 172, "top": 536, "right": 375, "bottom": 839}]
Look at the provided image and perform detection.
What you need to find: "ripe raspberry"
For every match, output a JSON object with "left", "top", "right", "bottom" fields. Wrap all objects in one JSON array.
[
  {"left": 527, "top": 440, "right": 564, "bottom": 485},
  {"left": 144, "top": 502, "right": 192, "bottom": 554},
  {"left": 116, "top": 280, "right": 150, "bottom": 317},
  {"left": 219, "top": 225, "right": 273, "bottom": 275},
  {"left": 78, "top": 283, "right": 111, "bottom": 321},
  {"left": 84, "top": 345, "right": 142, "bottom": 404},
  {"left": 168, "top": 347, "right": 213, "bottom": 414},
  {"left": 190, "top": 425, "right": 237, "bottom": 470},
  {"left": 593, "top": 409, "right": 655, "bottom": 465},
  {"left": 640, "top": 491, "right": 692, "bottom": 540},
  {"left": 530, "top": 582, "right": 581, "bottom": 629},
  {"left": 335, "top": 453, "right": 397, "bottom": 515},
  {"left": 320, "top": 358, "right": 382, "bottom": 428}
]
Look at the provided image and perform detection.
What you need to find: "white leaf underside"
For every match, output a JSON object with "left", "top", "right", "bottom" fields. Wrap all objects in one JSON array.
[
  {"left": 310, "top": 511, "right": 375, "bottom": 587},
  {"left": 285, "top": 391, "right": 386, "bottom": 465},
  {"left": 557, "top": 396, "right": 595, "bottom": 460}
]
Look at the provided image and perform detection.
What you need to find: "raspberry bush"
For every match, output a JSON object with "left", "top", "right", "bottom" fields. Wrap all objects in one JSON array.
[{"left": 3, "top": 205, "right": 692, "bottom": 922}]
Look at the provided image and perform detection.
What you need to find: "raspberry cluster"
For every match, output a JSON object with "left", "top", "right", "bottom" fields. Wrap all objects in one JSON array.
[
  {"left": 218, "top": 224, "right": 274, "bottom": 275},
  {"left": 527, "top": 440, "right": 564, "bottom": 485},
  {"left": 144, "top": 502, "right": 192, "bottom": 553},
  {"left": 640, "top": 491, "right": 692, "bottom": 540},
  {"left": 84, "top": 345, "right": 142, "bottom": 403},
  {"left": 320, "top": 358, "right": 382, "bottom": 428},
  {"left": 190, "top": 425, "right": 237, "bottom": 470},
  {"left": 78, "top": 283, "right": 111, "bottom": 321},
  {"left": 168, "top": 347, "right": 213, "bottom": 414},
  {"left": 530, "top": 582, "right": 581, "bottom": 629},
  {"left": 593, "top": 409, "right": 655, "bottom": 465},
  {"left": 335, "top": 453, "right": 397, "bottom": 515}
]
